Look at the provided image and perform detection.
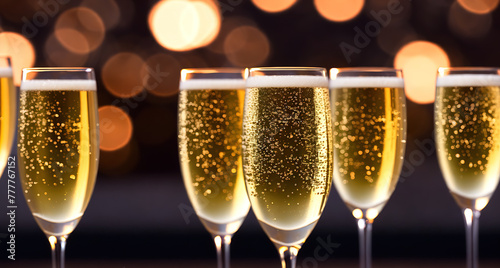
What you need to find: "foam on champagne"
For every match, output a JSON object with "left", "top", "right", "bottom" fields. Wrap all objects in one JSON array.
[
  {"left": 20, "top": 79, "right": 97, "bottom": 91},
  {"left": 0, "top": 67, "right": 12, "bottom": 77},
  {"left": 246, "top": 75, "right": 328, "bottom": 88},
  {"left": 329, "top": 77, "right": 404, "bottom": 89},
  {"left": 436, "top": 74, "right": 500, "bottom": 88},
  {"left": 180, "top": 79, "right": 246, "bottom": 90}
]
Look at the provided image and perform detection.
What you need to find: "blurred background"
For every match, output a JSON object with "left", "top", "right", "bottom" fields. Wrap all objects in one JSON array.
[{"left": 1, "top": 0, "right": 500, "bottom": 267}]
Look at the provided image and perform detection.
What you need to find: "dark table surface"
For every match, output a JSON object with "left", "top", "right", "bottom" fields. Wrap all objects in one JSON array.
[{"left": 2, "top": 259, "right": 500, "bottom": 268}]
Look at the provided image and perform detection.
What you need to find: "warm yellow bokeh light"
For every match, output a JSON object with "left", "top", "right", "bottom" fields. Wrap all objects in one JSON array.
[
  {"left": 0, "top": 32, "right": 35, "bottom": 86},
  {"left": 99, "top": 105, "right": 133, "bottom": 151},
  {"left": 458, "top": 0, "right": 499, "bottom": 14},
  {"left": 148, "top": 0, "right": 221, "bottom": 51},
  {"left": 251, "top": 0, "right": 297, "bottom": 13},
  {"left": 352, "top": 208, "right": 363, "bottom": 219},
  {"left": 394, "top": 41, "right": 450, "bottom": 104},
  {"left": 102, "top": 52, "right": 145, "bottom": 98},
  {"left": 315, "top": 0, "right": 365, "bottom": 22}
]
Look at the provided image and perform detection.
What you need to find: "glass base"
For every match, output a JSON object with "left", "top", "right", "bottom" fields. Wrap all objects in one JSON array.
[
  {"left": 199, "top": 215, "right": 246, "bottom": 236},
  {"left": 33, "top": 214, "right": 81, "bottom": 237},
  {"left": 258, "top": 220, "right": 318, "bottom": 248}
]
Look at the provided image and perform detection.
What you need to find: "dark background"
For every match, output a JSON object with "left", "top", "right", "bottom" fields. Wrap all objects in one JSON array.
[{"left": 0, "top": 0, "right": 500, "bottom": 267}]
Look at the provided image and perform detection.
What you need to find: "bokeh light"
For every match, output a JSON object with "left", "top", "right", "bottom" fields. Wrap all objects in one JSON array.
[
  {"left": 55, "top": 7, "right": 106, "bottom": 54},
  {"left": 251, "top": 0, "right": 297, "bottom": 13},
  {"left": 80, "top": 0, "right": 121, "bottom": 30},
  {"left": 457, "top": 0, "right": 499, "bottom": 14},
  {"left": 98, "top": 105, "right": 133, "bottom": 151},
  {"left": 315, "top": 0, "right": 365, "bottom": 22},
  {"left": 224, "top": 26, "right": 270, "bottom": 67},
  {"left": 394, "top": 40, "right": 450, "bottom": 104},
  {"left": 102, "top": 52, "right": 145, "bottom": 98},
  {"left": 134, "top": 106, "right": 176, "bottom": 146},
  {"left": 449, "top": 1, "right": 492, "bottom": 39},
  {"left": 207, "top": 16, "right": 257, "bottom": 55},
  {"left": 148, "top": 0, "right": 221, "bottom": 51},
  {"left": 44, "top": 32, "right": 89, "bottom": 67},
  {"left": 0, "top": 32, "right": 36, "bottom": 86},
  {"left": 141, "top": 53, "right": 181, "bottom": 97}
]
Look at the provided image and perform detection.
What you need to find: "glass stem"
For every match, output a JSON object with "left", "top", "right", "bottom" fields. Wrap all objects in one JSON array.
[
  {"left": 213, "top": 234, "right": 232, "bottom": 268},
  {"left": 463, "top": 208, "right": 480, "bottom": 268},
  {"left": 48, "top": 235, "right": 67, "bottom": 268},
  {"left": 278, "top": 246, "right": 299, "bottom": 268},
  {"left": 357, "top": 218, "right": 373, "bottom": 268}
]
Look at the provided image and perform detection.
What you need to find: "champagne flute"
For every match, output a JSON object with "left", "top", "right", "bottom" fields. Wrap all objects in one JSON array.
[
  {"left": 242, "top": 67, "right": 332, "bottom": 268},
  {"left": 18, "top": 68, "right": 99, "bottom": 268},
  {"left": 435, "top": 67, "right": 500, "bottom": 268},
  {"left": 178, "top": 68, "right": 250, "bottom": 268},
  {"left": 329, "top": 68, "right": 406, "bottom": 268},
  {"left": 0, "top": 57, "right": 16, "bottom": 178}
]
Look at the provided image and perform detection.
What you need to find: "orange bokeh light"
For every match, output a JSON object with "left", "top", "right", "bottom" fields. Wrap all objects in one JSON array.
[
  {"left": 394, "top": 41, "right": 450, "bottom": 104},
  {"left": 0, "top": 32, "right": 35, "bottom": 86},
  {"left": 224, "top": 26, "right": 270, "bottom": 67},
  {"left": 141, "top": 53, "right": 181, "bottom": 97},
  {"left": 148, "top": 0, "right": 221, "bottom": 51},
  {"left": 315, "top": 0, "right": 365, "bottom": 22},
  {"left": 449, "top": 2, "right": 492, "bottom": 39},
  {"left": 457, "top": 0, "right": 499, "bottom": 14},
  {"left": 98, "top": 105, "right": 133, "bottom": 151},
  {"left": 44, "top": 32, "right": 89, "bottom": 67},
  {"left": 55, "top": 7, "right": 105, "bottom": 54},
  {"left": 80, "top": 0, "right": 121, "bottom": 30},
  {"left": 251, "top": 0, "right": 297, "bottom": 13},
  {"left": 102, "top": 52, "right": 145, "bottom": 98}
]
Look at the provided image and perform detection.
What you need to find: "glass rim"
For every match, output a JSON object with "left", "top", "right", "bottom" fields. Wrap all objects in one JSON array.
[
  {"left": 181, "top": 67, "right": 244, "bottom": 74},
  {"left": 22, "top": 67, "right": 94, "bottom": 73},
  {"left": 331, "top": 67, "right": 402, "bottom": 73},
  {"left": 180, "top": 68, "right": 245, "bottom": 80},
  {"left": 248, "top": 66, "right": 326, "bottom": 72},
  {"left": 438, "top": 66, "right": 500, "bottom": 75}
]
